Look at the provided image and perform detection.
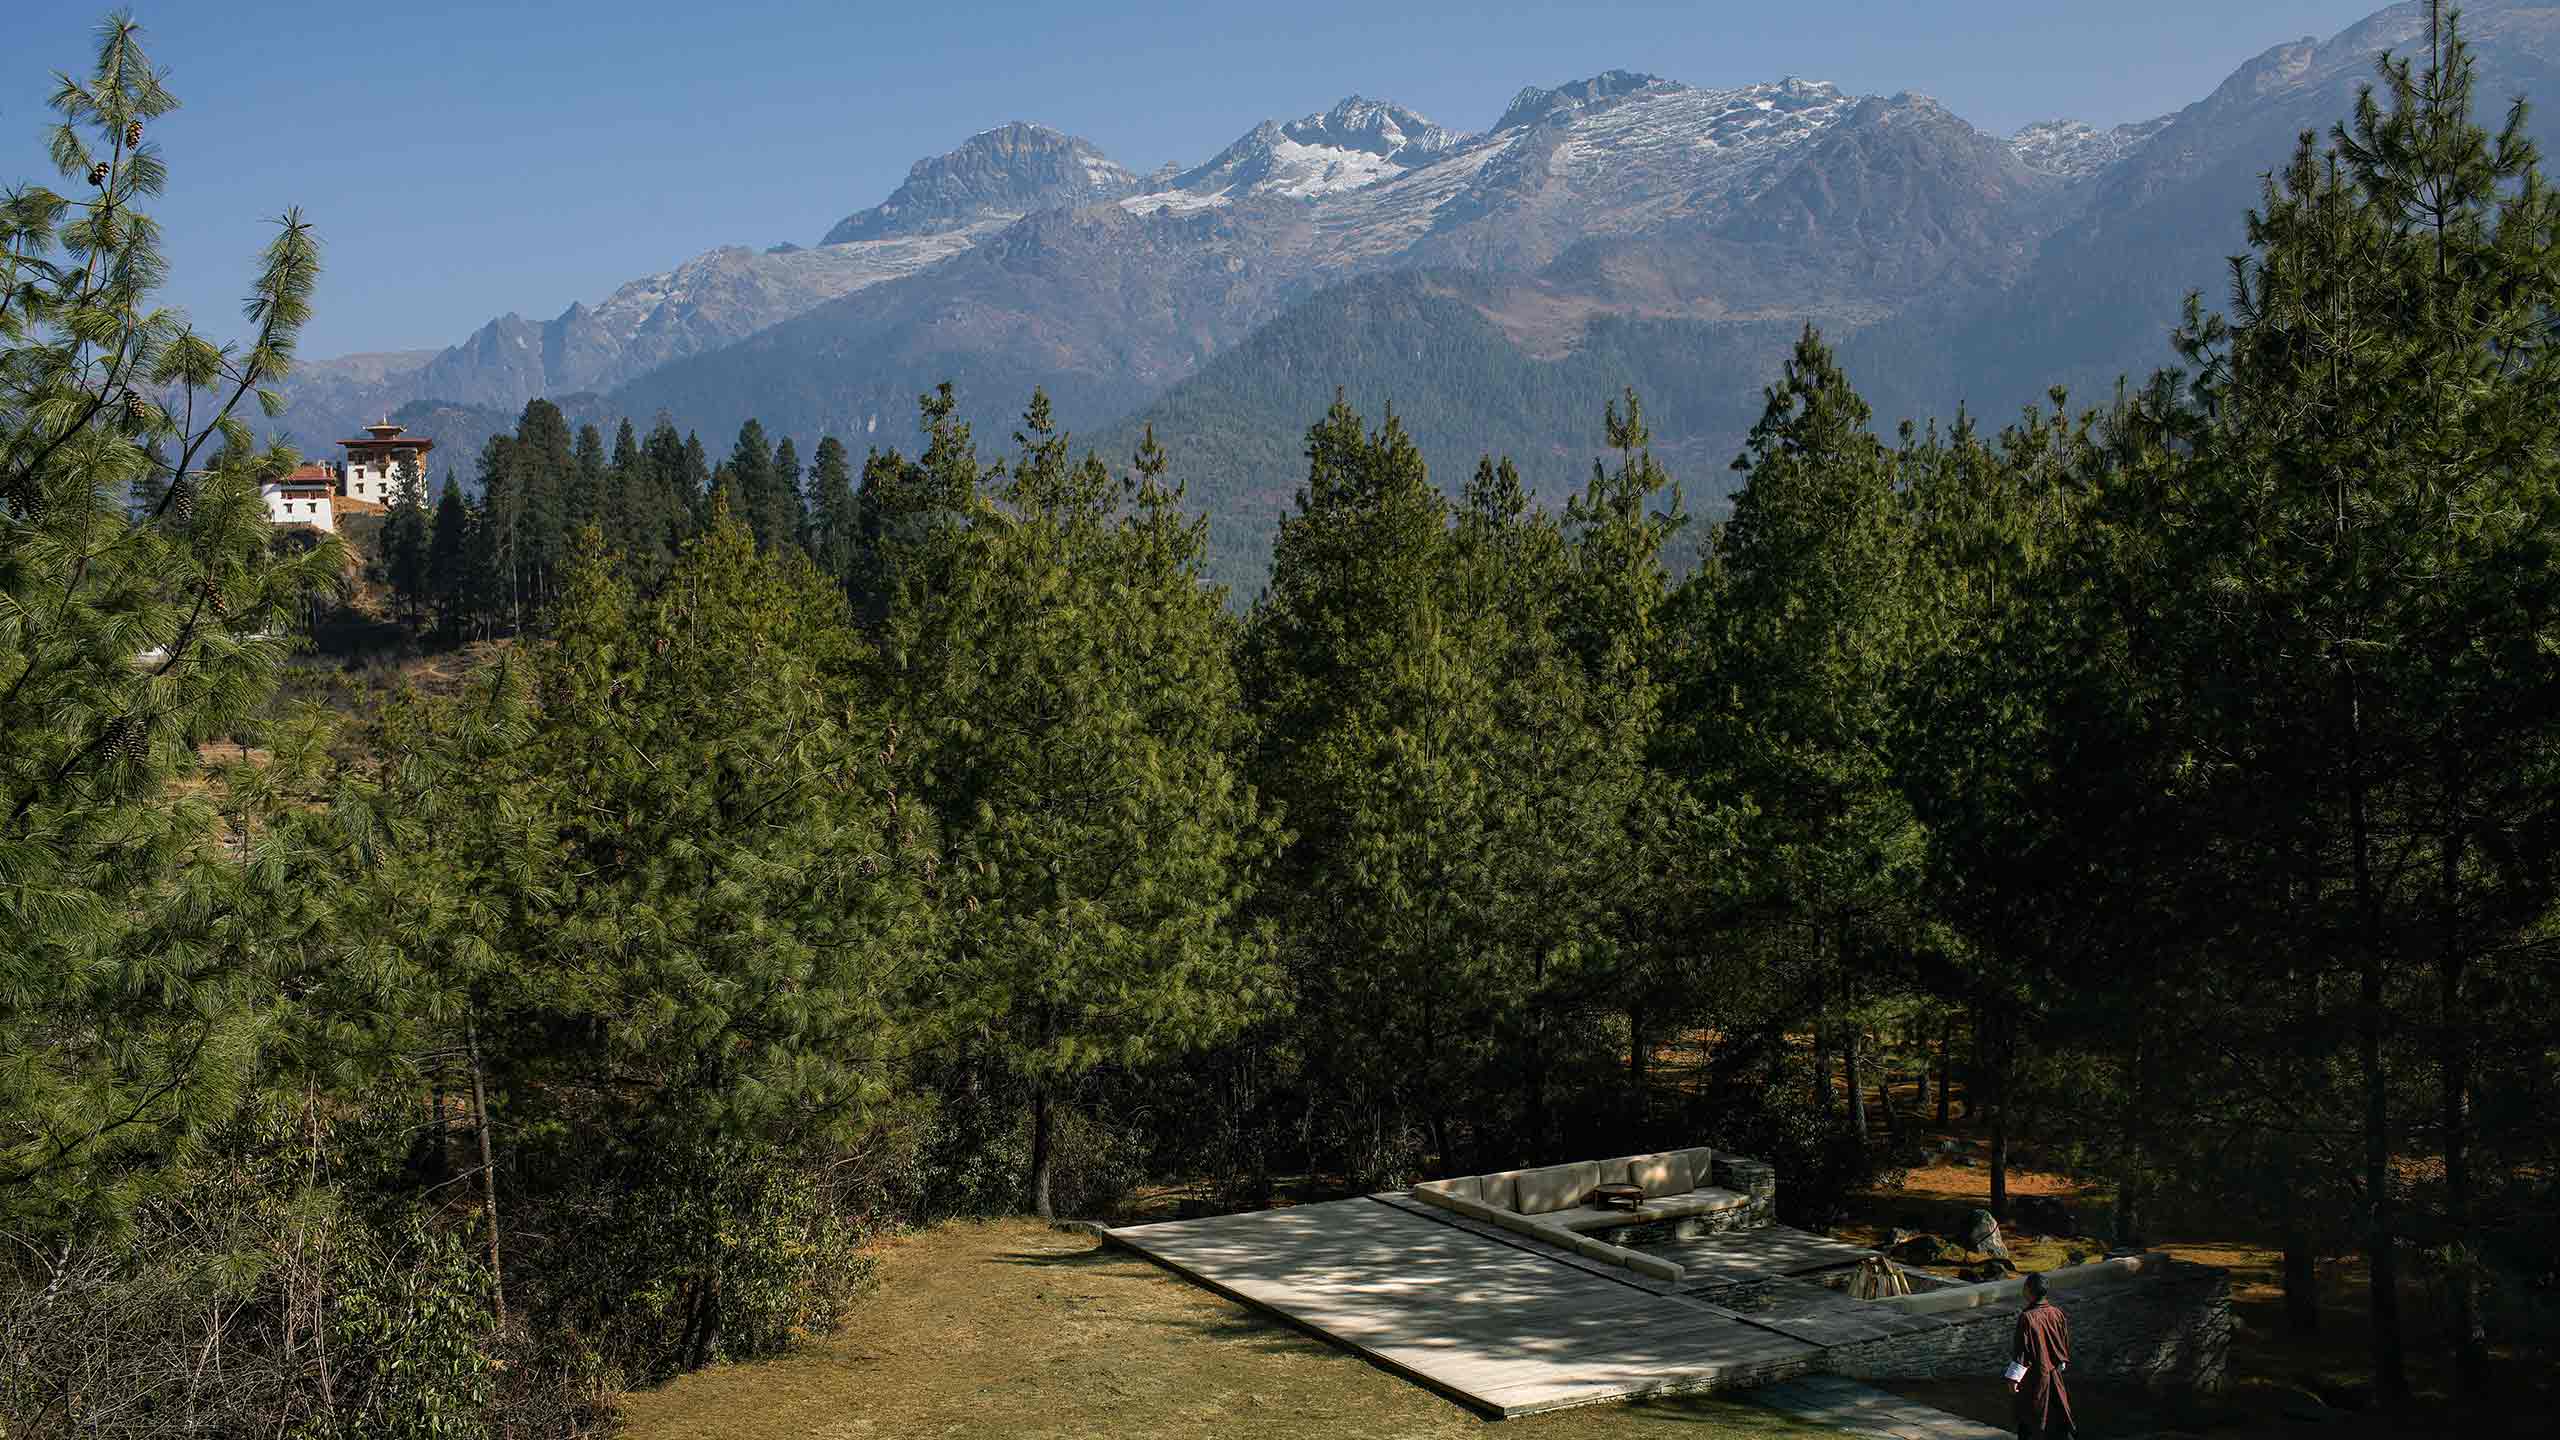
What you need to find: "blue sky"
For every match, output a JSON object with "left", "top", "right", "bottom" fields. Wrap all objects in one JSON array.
[{"left": 8, "top": 0, "right": 2389, "bottom": 359}]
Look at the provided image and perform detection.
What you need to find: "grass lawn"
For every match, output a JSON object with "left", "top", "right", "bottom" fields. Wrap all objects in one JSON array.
[{"left": 616, "top": 1218, "right": 1855, "bottom": 1440}]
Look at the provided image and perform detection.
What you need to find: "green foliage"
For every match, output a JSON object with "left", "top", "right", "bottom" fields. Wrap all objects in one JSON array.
[
  {"left": 524, "top": 1140, "right": 876, "bottom": 1386},
  {"left": 0, "top": 11, "right": 345, "bottom": 1235},
  {"left": 874, "top": 388, "right": 1280, "bottom": 1215},
  {"left": 352, "top": 513, "right": 938, "bottom": 1160},
  {"left": 383, "top": 452, "right": 431, "bottom": 624}
]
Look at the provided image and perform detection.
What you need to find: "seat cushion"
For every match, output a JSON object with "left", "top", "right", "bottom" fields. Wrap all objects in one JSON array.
[
  {"left": 1623, "top": 1151, "right": 1695, "bottom": 1198},
  {"left": 1542, "top": 1204, "right": 1633, "bottom": 1234},
  {"left": 1475, "top": 1170, "right": 1525, "bottom": 1213},
  {"left": 1513, "top": 1161, "right": 1602, "bottom": 1215},
  {"left": 1418, "top": 1174, "right": 1483, "bottom": 1205},
  {"left": 1644, "top": 1185, "right": 1748, "bottom": 1220}
]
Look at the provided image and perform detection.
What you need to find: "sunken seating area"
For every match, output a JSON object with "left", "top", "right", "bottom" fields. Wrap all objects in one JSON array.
[{"left": 1410, "top": 1147, "right": 1779, "bottom": 1285}]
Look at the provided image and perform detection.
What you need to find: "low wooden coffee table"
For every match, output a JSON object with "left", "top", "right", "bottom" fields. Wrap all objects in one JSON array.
[{"left": 1592, "top": 1183, "right": 1646, "bottom": 1212}]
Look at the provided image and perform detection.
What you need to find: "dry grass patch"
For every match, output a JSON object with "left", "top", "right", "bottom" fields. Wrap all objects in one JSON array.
[{"left": 617, "top": 1219, "right": 1854, "bottom": 1440}]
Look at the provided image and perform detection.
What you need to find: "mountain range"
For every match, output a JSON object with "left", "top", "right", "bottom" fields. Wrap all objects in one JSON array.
[{"left": 278, "top": 0, "right": 2560, "bottom": 595}]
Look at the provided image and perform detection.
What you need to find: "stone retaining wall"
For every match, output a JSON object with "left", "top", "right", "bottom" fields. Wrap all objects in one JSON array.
[
  {"left": 1714, "top": 1155, "right": 1779, "bottom": 1228},
  {"left": 1822, "top": 1258, "right": 2231, "bottom": 1393}
]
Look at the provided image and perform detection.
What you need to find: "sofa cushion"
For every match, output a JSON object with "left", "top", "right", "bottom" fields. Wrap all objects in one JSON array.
[
  {"left": 1674, "top": 1146, "right": 1715, "bottom": 1186},
  {"left": 1418, "top": 1174, "right": 1483, "bottom": 1205},
  {"left": 1513, "top": 1161, "right": 1601, "bottom": 1215},
  {"left": 1475, "top": 1170, "right": 1525, "bottom": 1213},
  {"left": 1623, "top": 1151, "right": 1694, "bottom": 1198}
]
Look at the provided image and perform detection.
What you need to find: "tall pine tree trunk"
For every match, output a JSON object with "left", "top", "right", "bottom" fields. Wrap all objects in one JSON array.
[
  {"left": 1030, "top": 1082, "right": 1057, "bottom": 1221},
  {"left": 2347, "top": 734, "right": 2409, "bottom": 1408},
  {"left": 2439, "top": 803, "right": 2487, "bottom": 1392},
  {"left": 467, "top": 1019, "right": 506, "bottom": 1334},
  {"left": 1936, "top": 1013, "right": 1953, "bottom": 1127},
  {"left": 2282, "top": 1171, "right": 2321, "bottom": 1336},
  {"left": 1986, "top": 1006, "right": 2009, "bottom": 1219},
  {"left": 1628, "top": 1003, "right": 1650, "bottom": 1142},
  {"left": 1846, "top": 1025, "right": 1868, "bottom": 1145},
  {"left": 2116, "top": 1032, "right": 2147, "bottom": 1249},
  {"left": 1810, "top": 946, "right": 1830, "bottom": 1116}
]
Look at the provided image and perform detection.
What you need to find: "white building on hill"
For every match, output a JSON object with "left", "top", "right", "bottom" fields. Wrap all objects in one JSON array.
[
  {"left": 338, "top": 420, "right": 435, "bottom": 503},
  {"left": 261, "top": 462, "right": 341, "bottom": 531},
  {"left": 253, "top": 420, "right": 435, "bottom": 533}
]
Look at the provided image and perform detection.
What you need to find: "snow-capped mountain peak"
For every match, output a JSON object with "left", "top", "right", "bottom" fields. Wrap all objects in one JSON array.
[
  {"left": 1123, "top": 95, "right": 1464, "bottom": 213},
  {"left": 1493, "top": 70, "right": 1676, "bottom": 132},
  {"left": 1281, "top": 96, "right": 1464, "bottom": 164},
  {"left": 2009, "top": 115, "right": 2175, "bottom": 178}
]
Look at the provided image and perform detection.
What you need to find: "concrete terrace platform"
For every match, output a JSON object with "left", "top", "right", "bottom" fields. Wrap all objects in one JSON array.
[{"left": 1105, "top": 1194, "right": 1894, "bottom": 1417}]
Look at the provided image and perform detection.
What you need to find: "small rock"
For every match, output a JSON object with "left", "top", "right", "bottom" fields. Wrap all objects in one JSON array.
[{"left": 1965, "top": 1208, "right": 2013, "bottom": 1261}]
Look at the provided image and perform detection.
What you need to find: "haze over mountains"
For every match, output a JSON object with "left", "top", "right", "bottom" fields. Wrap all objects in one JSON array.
[{"left": 280, "top": 0, "right": 2560, "bottom": 593}]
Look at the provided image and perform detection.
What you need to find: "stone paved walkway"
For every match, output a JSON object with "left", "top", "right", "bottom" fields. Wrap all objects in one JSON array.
[{"left": 1751, "top": 1374, "right": 2014, "bottom": 1440}]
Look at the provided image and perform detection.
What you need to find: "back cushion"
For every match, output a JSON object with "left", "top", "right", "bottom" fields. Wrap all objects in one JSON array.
[
  {"left": 1674, "top": 1146, "right": 1716, "bottom": 1189},
  {"left": 1420, "top": 1174, "right": 1484, "bottom": 1205},
  {"left": 1623, "top": 1152, "right": 1694, "bottom": 1198},
  {"left": 1476, "top": 1170, "right": 1525, "bottom": 1212},
  {"left": 1514, "top": 1161, "right": 1603, "bottom": 1215}
]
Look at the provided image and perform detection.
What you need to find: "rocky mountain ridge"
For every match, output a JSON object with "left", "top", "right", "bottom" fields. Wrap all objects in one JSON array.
[{"left": 282, "top": 59, "right": 2151, "bottom": 447}]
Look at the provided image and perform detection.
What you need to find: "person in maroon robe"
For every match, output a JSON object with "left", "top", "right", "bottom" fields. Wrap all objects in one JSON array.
[{"left": 2010, "top": 1271, "right": 2078, "bottom": 1438}]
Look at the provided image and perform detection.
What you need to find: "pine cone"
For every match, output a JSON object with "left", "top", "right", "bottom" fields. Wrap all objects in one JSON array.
[
  {"left": 104, "top": 715, "right": 146, "bottom": 764},
  {"left": 170, "top": 476, "right": 196, "bottom": 523},
  {"left": 87, "top": 162, "right": 108, "bottom": 187},
  {"left": 122, "top": 390, "right": 148, "bottom": 429},
  {"left": 196, "top": 578, "right": 228, "bottom": 620},
  {"left": 125, "top": 121, "right": 142, "bottom": 147}
]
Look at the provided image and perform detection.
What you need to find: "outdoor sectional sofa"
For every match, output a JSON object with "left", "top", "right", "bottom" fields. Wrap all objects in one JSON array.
[{"left": 1410, "top": 1147, "right": 1768, "bottom": 1285}]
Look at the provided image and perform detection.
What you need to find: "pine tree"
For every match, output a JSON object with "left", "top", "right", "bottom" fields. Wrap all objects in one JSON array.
[
  {"left": 770, "top": 434, "right": 806, "bottom": 554},
  {"left": 512, "top": 398, "right": 576, "bottom": 613},
  {"left": 428, "top": 471, "right": 470, "bottom": 635},
  {"left": 1676, "top": 328, "right": 1924, "bottom": 1156},
  {"left": 605, "top": 417, "right": 647, "bottom": 574},
  {"left": 880, "top": 389, "right": 1278, "bottom": 1217},
  {"left": 384, "top": 452, "right": 432, "bottom": 627},
  {"left": 808, "top": 434, "right": 858, "bottom": 592},
  {"left": 571, "top": 421, "right": 607, "bottom": 540},
  {"left": 1558, "top": 391, "right": 1692, "bottom": 1136},
  {"left": 2131, "top": 4, "right": 2560, "bottom": 1399},
  {"left": 1242, "top": 395, "right": 1523, "bottom": 1175},
  {"left": 726, "top": 419, "right": 774, "bottom": 551},
  {"left": 468, "top": 432, "right": 522, "bottom": 634},
  {"left": 0, "top": 14, "right": 343, "bottom": 1230},
  {"left": 679, "top": 430, "right": 712, "bottom": 532}
]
